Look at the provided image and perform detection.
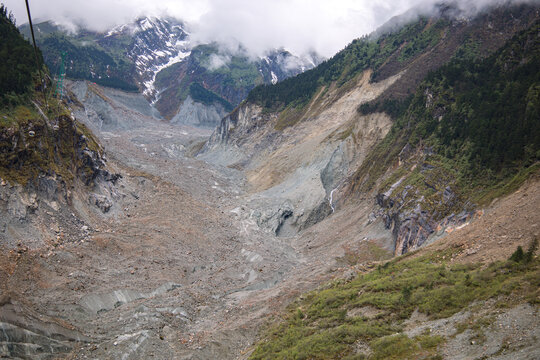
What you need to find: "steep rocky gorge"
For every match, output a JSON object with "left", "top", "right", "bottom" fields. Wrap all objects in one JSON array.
[{"left": 2, "top": 82, "right": 354, "bottom": 359}]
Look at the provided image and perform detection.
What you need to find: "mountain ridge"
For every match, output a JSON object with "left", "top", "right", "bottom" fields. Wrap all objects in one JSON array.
[
  {"left": 19, "top": 17, "right": 322, "bottom": 127},
  {"left": 202, "top": 1, "right": 540, "bottom": 251}
]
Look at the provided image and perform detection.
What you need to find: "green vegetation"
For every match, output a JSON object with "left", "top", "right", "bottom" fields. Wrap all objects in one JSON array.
[
  {"left": 154, "top": 44, "right": 265, "bottom": 118},
  {"left": 352, "top": 20, "right": 540, "bottom": 205},
  {"left": 154, "top": 61, "right": 181, "bottom": 88},
  {"left": 396, "top": 20, "right": 446, "bottom": 62},
  {"left": 247, "top": 17, "right": 448, "bottom": 112},
  {"left": 189, "top": 83, "right": 233, "bottom": 111},
  {"left": 250, "top": 244, "right": 539, "bottom": 359},
  {"left": 358, "top": 95, "right": 413, "bottom": 119},
  {"left": 378, "top": 153, "right": 469, "bottom": 218},
  {"left": 38, "top": 34, "right": 138, "bottom": 91},
  {"left": 0, "top": 5, "right": 43, "bottom": 106},
  {"left": 0, "top": 6, "right": 104, "bottom": 187},
  {"left": 0, "top": 95, "right": 103, "bottom": 186},
  {"left": 192, "top": 44, "right": 263, "bottom": 90},
  {"left": 274, "top": 103, "right": 307, "bottom": 131},
  {"left": 510, "top": 238, "right": 538, "bottom": 264},
  {"left": 18, "top": 19, "right": 138, "bottom": 91}
]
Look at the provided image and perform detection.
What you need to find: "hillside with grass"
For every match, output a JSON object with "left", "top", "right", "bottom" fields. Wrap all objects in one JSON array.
[
  {"left": 250, "top": 239, "right": 539, "bottom": 359},
  {"left": 354, "top": 19, "right": 540, "bottom": 194},
  {"left": 347, "top": 19, "right": 540, "bottom": 255}
]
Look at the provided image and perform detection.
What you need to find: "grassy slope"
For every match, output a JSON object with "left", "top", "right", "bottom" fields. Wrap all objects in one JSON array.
[{"left": 250, "top": 244, "right": 539, "bottom": 359}]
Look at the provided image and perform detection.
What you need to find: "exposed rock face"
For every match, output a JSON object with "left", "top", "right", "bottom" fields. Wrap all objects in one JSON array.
[
  {"left": 372, "top": 168, "right": 475, "bottom": 255},
  {"left": 0, "top": 102, "right": 120, "bottom": 248},
  {"left": 0, "top": 295, "right": 90, "bottom": 359},
  {"left": 170, "top": 96, "right": 229, "bottom": 128},
  {"left": 88, "top": 193, "right": 113, "bottom": 213},
  {"left": 68, "top": 81, "right": 162, "bottom": 132},
  {"left": 201, "top": 70, "right": 399, "bottom": 233},
  {"left": 252, "top": 200, "right": 294, "bottom": 235}
]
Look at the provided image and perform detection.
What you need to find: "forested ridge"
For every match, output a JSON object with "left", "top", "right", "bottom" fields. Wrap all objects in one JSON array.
[
  {"left": 38, "top": 34, "right": 138, "bottom": 91},
  {"left": 0, "top": 5, "right": 42, "bottom": 105},
  {"left": 354, "top": 19, "right": 540, "bottom": 197},
  {"left": 246, "top": 16, "right": 447, "bottom": 111}
]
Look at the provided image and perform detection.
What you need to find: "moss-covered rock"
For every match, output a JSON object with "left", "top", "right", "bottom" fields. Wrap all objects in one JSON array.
[{"left": 0, "top": 101, "right": 106, "bottom": 189}]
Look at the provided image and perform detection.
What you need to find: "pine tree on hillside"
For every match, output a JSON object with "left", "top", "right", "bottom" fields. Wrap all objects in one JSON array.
[{"left": 0, "top": 4, "right": 42, "bottom": 104}]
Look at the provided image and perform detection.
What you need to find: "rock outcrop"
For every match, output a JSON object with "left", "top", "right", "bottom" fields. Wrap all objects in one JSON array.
[{"left": 0, "top": 101, "right": 119, "bottom": 248}]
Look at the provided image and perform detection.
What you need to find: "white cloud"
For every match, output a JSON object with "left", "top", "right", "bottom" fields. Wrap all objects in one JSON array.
[
  {"left": 4, "top": 0, "right": 539, "bottom": 58},
  {"left": 206, "top": 53, "right": 231, "bottom": 71}
]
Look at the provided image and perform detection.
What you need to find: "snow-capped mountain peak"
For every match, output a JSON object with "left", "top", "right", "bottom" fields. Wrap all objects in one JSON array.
[{"left": 100, "top": 17, "right": 192, "bottom": 98}]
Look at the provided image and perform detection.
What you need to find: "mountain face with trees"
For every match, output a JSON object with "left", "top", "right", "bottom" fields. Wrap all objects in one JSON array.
[
  {"left": 350, "top": 18, "right": 540, "bottom": 255},
  {"left": 224, "top": 3, "right": 540, "bottom": 358},
  {"left": 204, "top": 2, "right": 540, "bottom": 252},
  {"left": 0, "top": 6, "right": 42, "bottom": 106}
]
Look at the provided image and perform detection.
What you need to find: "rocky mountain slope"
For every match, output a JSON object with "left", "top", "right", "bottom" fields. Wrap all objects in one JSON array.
[
  {"left": 20, "top": 17, "right": 320, "bottom": 127},
  {"left": 1, "top": 6, "right": 118, "bottom": 249},
  {"left": 202, "top": 2, "right": 540, "bottom": 252}
]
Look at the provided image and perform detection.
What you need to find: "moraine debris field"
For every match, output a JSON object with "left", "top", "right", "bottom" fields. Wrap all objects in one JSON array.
[{"left": 1, "top": 1, "right": 539, "bottom": 359}]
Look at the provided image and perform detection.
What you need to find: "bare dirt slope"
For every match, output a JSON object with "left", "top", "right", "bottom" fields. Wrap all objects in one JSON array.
[{"left": 423, "top": 174, "right": 540, "bottom": 265}]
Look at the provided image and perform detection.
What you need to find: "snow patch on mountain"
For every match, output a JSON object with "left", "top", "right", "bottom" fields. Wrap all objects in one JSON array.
[
  {"left": 145, "top": 46, "right": 192, "bottom": 101},
  {"left": 271, "top": 71, "right": 278, "bottom": 84},
  {"left": 121, "top": 17, "right": 191, "bottom": 98}
]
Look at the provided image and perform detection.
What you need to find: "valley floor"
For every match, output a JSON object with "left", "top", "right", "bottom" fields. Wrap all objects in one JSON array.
[
  {"left": 1, "top": 113, "right": 538, "bottom": 359},
  {"left": 0, "top": 115, "right": 372, "bottom": 359}
]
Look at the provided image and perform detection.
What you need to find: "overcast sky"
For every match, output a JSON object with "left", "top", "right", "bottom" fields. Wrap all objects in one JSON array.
[{"left": 2, "top": 0, "right": 535, "bottom": 57}]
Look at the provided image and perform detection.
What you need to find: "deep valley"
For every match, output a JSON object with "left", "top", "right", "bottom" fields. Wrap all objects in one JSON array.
[{"left": 1, "top": 1, "right": 539, "bottom": 359}]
